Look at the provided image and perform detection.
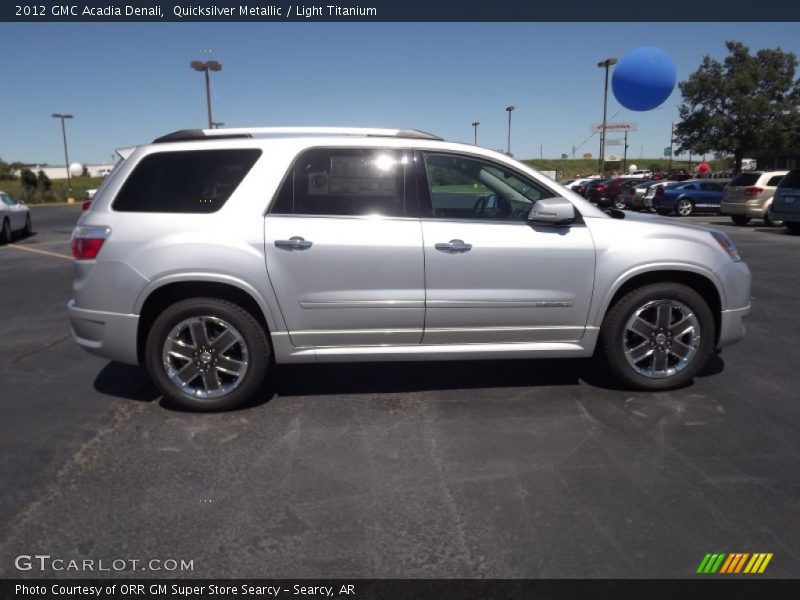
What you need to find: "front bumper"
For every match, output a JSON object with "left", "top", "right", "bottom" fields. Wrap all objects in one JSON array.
[
  {"left": 67, "top": 300, "right": 140, "bottom": 365},
  {"left": 717, "top": 304, "right": 750, "bottom": 349}
]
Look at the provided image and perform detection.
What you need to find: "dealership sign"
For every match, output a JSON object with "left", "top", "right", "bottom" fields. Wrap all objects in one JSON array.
[{"left": 592, "top": 122, "right": 638, "bottom": 133}]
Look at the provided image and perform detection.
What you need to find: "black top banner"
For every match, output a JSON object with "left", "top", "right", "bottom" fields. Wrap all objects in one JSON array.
[{"left": 4, "top": 0, "right": 800, "bottom": 21}]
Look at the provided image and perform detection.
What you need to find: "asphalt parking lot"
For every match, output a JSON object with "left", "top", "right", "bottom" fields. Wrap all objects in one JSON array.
[{"left": 1, "top": 203, "right": 799, "bottom": 578}]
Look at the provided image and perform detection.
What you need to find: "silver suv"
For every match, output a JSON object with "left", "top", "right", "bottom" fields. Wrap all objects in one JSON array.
[{"left": 68, "top": 127, "right": 751, "bottom": 411}]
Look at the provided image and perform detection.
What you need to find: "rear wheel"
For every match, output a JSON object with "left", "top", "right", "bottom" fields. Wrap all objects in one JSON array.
[
  {"left": 676, "top": 198, "right": 694, "bottom": 217},
  {"left": 598, "top": 283, "right": 715, "bottom": 390},
  {"left": 763, "top": 211, "right": 783, "bottom": 227},
  {"left": 145, "top": 297, "right": 272, "bottom": 411},
  {"left": 731, "top": 215, "right": 751, "bottom": 226},
  {"left": 613, "top": 197, "right": 627, "bottom": 210}
]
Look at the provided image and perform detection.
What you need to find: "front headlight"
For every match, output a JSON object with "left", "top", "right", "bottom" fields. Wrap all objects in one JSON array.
[{"left": 711, "top": 231, "right": 742, "bottom": 262}]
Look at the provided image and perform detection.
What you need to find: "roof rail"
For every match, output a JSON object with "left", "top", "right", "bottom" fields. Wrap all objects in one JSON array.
[{"left": 152, "top": 127, "right": 443, "bottom": 144}]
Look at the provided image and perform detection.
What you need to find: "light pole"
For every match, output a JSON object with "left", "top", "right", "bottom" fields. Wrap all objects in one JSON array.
[
  {"left": 190, "top": 60, "right": 222, "bottom": 129},
  {"left": 597, "top": 57, "right": 618, "bottom": 175},
  {"left": 211, "top": 121, "right": 225, "bottom": 129},
  {"left": 52, "top": 113, "right": 74, "bottom": 197},
  {"left": 471, "top": 121, "right": 480, "bottom": 145},
  {"left": 505, "top": 106, "right": 515, "bottom": 156}
]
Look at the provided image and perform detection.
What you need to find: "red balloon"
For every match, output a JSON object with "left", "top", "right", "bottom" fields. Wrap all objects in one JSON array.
[{"left": 698, "top": 163, "right": 710, "bottom": 173}]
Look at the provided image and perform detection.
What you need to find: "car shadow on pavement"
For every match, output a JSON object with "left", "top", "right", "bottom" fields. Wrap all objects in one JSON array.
[
  {"left": 274, "top": 358, "right": 591, "bottom": 397},
  {"left": 93, "top": 362, "right": 160, "bottom": 403}
]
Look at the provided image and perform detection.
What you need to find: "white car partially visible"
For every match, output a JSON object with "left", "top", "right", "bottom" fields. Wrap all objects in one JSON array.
[{"left": 0, "top": 191, "right": 32, "bottom": 243}]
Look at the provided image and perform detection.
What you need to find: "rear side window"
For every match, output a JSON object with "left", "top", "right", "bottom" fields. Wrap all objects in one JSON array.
[
  {"left": 271, "top": 148, "right": 408, "bottom": 217},
  {"left": 779, "top": 170, "right": 800, "bottom": 188},
  {"left": 730, "top": 172, "right": 760, "bottom": 187},
  {"left": 113, "top": 149, "right": 261, "bottom": 213},
  {"left": 766, "top": 174, "right": 785, "bottom": 187}
]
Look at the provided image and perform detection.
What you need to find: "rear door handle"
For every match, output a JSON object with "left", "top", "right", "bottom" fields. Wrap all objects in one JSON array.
[
  {"left": 275, "top": 236, "right": 313, "bottom": 250},
  {"left": 435, "top": 239, "right": 472, "bottom": 253}
]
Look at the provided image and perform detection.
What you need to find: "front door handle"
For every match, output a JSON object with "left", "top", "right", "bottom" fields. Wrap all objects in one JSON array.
[
  {"left": 275, "top": 236, "right": 313, "bottom": 250},
  {"left": 435, "top": 239, "right": 472, "bottom": 253}
]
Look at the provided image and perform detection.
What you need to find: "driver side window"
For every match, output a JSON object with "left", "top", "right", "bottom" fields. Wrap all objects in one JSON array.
[{"left": 423, "top": 153, "right": 551, "bottom": 221}]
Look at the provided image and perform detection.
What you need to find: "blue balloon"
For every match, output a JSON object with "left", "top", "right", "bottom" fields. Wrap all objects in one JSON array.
[{"left": 612, "top": 47, "right": 677, "bottom": 112}]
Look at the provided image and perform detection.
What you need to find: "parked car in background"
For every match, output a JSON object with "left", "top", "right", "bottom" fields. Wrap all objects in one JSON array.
[
  {"left": 0, "top": 191, "right": 32, "bottom": 243},
  {"left": 587, "top": 177, "right": 635, "bottom": 207},
  {"left": 626, "top": 170, "right": 653, "bottom": 179},
  {"left": 618, "top": 180, "right": 661, "bottom": 211},
  {"left": 68, "top": 126, "right": 750, "bottom": 411},
  {"left": 664, "top": 169, "right": 692, "bottom": 182},
  {"left": 583, "top": 178, "right": 611, "bottom": 203},
  {"left": 720, "top": 170, "right": 787, "bottom": 226},
  {"left": 768, "top": 169, "right": 800, "bottom": 235},
  {"left": 653, "top": 179, "right": 728, "bottom": 216}
]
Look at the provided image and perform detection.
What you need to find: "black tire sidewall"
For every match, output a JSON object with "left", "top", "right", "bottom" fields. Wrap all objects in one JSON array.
[
  {"left": 600, "top": 283, "right": 715, "bottom": 390},
  {"left": 145, "top": 298, "right": 272, "bottom": 411}
]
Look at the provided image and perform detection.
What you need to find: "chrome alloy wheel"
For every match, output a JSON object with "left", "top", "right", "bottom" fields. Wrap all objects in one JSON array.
[
  {"left": 161, "top": 316, "right": 249, "bottom": 399},
  {"left": 676, "top": 199, "right": 693, "bottom": 216},
  {"left": 623, "top": 300, "right": 701, "bottom": 379}
]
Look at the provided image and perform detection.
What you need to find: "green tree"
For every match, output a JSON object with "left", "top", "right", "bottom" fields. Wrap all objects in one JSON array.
[
  {"left": 674, "top": 41, "right": 800, "bottom": 172},
  {"left": 37, "top": 170, "right": 52, "bottom": 193}
]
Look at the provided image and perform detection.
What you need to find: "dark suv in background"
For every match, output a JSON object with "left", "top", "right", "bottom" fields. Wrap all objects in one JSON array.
[{"left": 769, "top": 169, "right": 800, "bottom": 234}]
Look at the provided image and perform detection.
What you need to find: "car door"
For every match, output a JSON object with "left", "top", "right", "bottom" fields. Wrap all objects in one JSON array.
[
  {"left": 700, "top": 182, "right": 723, "bottom": 209},
  {"left": 417, "top": 151, "right": 595, "bottom": 344},
  {"left": 264, "top": 147, "right": 425, "bottom": 348}
]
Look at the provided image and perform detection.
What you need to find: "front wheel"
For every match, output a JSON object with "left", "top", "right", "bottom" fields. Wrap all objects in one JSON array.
[
  {"left": 598, "top": 283, "right": 715, "bottom": 390},
  {"left": 676, "top": 198, "right": 694, "bottom": 217},
  {"left": 22, "top": 214, "right": 32, "bottom": 237},
  {"left": 145, "top": 297, "right": 272, "bottom": 411},
  {"left": 0, "top": 219, "right": 10, "bottom": 244},
  {"left": 763, "top": 212, "right": 783, "bottom": 227},
  {"left": 613, "top": 197, "right": 627, "bottom": 210}
]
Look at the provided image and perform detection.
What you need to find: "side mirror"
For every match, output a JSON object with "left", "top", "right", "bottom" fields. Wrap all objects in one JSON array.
[{"left": 528, "top": 197, "right": 576, "bottom": 225}]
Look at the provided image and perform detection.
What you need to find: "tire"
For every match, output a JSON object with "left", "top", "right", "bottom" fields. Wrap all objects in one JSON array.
[
  {"left": 676, "top": 198, "right": 694, "bottom": 217},
  {"left": 786, "top": 222, "right": 800, "bottom": 235},
  {"left": 731, "top": 215, "right": 750, "bottom": 226},
  {"left": 0, "top": 219, "right": 10, "bottom": 244},
  {"left": 22, "top": 214, "right": 32, "bottom": 237},
  {"left": 613, "top": 197, "right": 627, "bottom": 210},
  {"left": 145, "top": 297, "right": 272, "bottom": 411},
  {"left": 763, "top": 211, "right": 783, "bottom": 227},
  {"left": 597, "top": 283, "right": 715, "bottom": 391}
]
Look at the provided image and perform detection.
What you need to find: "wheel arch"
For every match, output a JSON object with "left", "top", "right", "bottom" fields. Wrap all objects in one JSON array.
[
  {"left": 136, "top": 279, "right": 277, "bottom": 365},
  {"left": 596, "top": 268, "right": 723, "bottom": 345}
]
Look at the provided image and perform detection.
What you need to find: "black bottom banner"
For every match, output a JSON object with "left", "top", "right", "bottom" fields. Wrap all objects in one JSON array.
[{"left": 3, "top": 579, "right": 800, "bottom": 600}]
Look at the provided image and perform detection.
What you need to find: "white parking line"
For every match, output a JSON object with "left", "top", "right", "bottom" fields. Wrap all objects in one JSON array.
[{"left": 1, "top": 244, "right": 72, "bottom": 260}]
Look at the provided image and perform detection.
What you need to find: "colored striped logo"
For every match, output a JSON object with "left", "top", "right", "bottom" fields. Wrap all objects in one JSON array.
[{"left": 696, "top": 553, "right": 773, "bottom": 574}]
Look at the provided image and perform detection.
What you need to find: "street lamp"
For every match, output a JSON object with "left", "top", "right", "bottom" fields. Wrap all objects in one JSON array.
[
  {"left": 52, "top": 113, "right": 74, "bottom": 197},
  {"left": 190, "top": 60, "right": 222, "bottom": 129},
  {"left": 505, "top": 106, "right": 515, "bottom": 156},
  {"left": 211, "top": 121, "right": 225, "bottom": 129},
  {"left": 597, "top": 57, "right": 618, "bottom": 175},
  {"left": 471, "top": 121, "right": 480, "bottom": 146}
]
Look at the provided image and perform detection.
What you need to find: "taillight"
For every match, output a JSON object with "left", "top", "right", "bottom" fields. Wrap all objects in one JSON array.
[
  {"left": 744, "top": 187, "right": 764, "bottom": 196},
  {"left": 71, "top": 226, "right": 110, "bottom": 260},
  {"left": 81, "top": 201, "right": 91, "bottom": 212},
  {"left": 597, "top": 184, "right": 606, "bottom": 192}
]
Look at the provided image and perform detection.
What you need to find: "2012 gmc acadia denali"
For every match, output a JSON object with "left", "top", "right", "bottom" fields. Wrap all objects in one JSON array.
[{"left": 68, "top": 127, "right": 751, "bottom": 411}]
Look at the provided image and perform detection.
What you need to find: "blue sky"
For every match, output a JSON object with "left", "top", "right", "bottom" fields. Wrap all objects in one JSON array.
[{"left": 2, "top": 22, "right": 799, "bottom": 165}]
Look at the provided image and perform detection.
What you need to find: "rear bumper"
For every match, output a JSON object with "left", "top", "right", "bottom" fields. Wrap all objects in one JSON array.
[
  {"left": 717, "top": 304, "right": 750, "bottom": 349},
  {"left": 720, "top": 202, "right": 766, "bottom": 218},
  {"left": 67, "top": 300, "right": 140, "bottom": 365},
  {"left": 769, "top": 207, "right": 800, "bottom": 223}
]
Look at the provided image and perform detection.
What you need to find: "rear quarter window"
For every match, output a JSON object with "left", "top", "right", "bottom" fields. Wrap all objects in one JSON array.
[
  {"left": 113, "top": 149, "right": 261, "bottom": 213},
  {"left": 766, "top": 174, "right": 785, "bottom": 187},
  {"left": 730, "top": 172, "right": 760, "bottom": 187}
]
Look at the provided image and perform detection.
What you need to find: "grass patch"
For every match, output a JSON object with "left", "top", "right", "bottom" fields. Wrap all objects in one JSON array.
[{"left": 0, "top": 176, "right": 104, "bottom": 204}]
